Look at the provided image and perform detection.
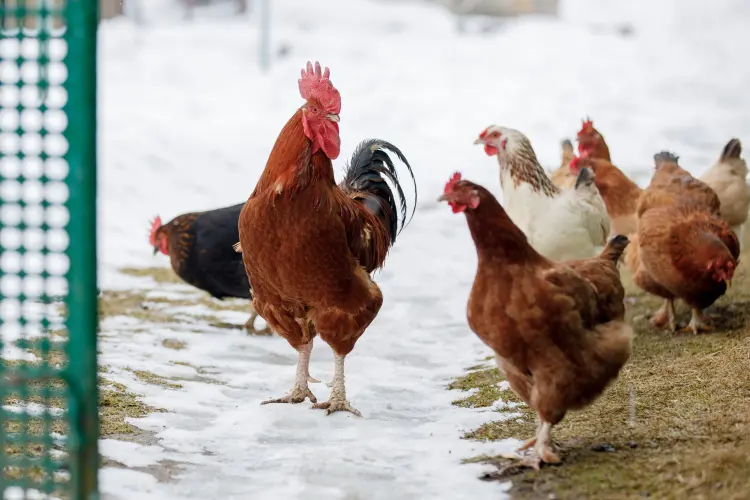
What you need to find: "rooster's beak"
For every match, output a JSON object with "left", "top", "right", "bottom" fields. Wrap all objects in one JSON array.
[{"left": 327, "top": 114, "right": 340, "bottom": 123}]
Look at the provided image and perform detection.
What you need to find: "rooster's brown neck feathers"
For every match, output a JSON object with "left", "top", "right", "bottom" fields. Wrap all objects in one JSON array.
[{"left": 253, "top": 109, "right": 335, "bottom": 199}]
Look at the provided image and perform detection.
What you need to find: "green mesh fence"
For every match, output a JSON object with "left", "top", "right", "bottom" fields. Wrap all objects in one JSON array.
[{"left": 0, "top": 1, "right": 99, "bottom": 498}]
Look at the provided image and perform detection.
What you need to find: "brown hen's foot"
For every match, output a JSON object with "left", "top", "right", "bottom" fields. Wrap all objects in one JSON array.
[
  {"left": 310, "top": 353, "right": 362, "bottom": 417},
  {"left": 311, "top": 399, "right": 362, "bottom": 417},
  {"left": 650, "top": 299, "right": 676, "bottom": 332},
  {"left": 678, "top": 308, "right": 713, "bottom": 335},
  {"left": 261, "top": 387, "right": 317, "bottom": 405},
  {"left": 496, "top": 456, "right": 542, "bottom": 475}
]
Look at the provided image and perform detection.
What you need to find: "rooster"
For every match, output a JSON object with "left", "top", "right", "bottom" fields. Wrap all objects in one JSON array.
[
  {"left": 438, "top": 172, "right": 632, "bottom": 468},
  {"left": 238, "top": 61, "right": 416, "bottom": 416},
  {"left": 474, "top": 126, "right": 610, "bottom": 261},
  {"left": 149, "top": 203, "right": 269, "bottom": 334}
]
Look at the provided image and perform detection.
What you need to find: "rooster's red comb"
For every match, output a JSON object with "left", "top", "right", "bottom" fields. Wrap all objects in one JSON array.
[
  {"left": 298, "top": 61, "right": 341, "bottom": 115},
  {"left": 149, "top": 216, "right": 162, "bottom": 246},
  {"left": 444, "top": 172, "right": 462, "bottom": 194}
]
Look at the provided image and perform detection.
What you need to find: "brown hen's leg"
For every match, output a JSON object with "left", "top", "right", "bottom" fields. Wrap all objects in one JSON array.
[
  {"left": 650, "top": 299, "right": 676, "bottom": 332},
  {"left": 679, "top": 308, "right": 713, "bottom": 335},
  {"left": 534, "top": 421, "right": 560, "bottom": 464},
  {"left": 311, "top": 354, "right": 361, "bottom": 417},
  {"left": 517, "top": 421, "right": 540, "bottom": 452},
  {"left": 261, "top": 342, "right": 317, "bottom": 405}
]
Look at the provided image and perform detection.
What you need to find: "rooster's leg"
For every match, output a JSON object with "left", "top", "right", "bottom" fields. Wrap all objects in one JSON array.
[
  {"left": 261, "top": 342, "right": 317, "bottom": 405},
  {"left": 680, "top": 308, "right": 713, "bottom": 335},
  {"left": 311, "top": 353, "right": 361, "bottom": 417},
  {"left": 650, "top": 299, "right": 676, "bottom": 332}
]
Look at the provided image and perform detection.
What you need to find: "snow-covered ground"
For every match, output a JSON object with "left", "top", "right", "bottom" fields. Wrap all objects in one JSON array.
[{"left": 91, "top": 0, "right": 750, "bottom": 498}]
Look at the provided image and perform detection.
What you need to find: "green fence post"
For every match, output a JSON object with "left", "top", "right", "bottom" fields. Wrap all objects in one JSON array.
[{"left": 64, "top": 0, "right": 100, "bottom": 498}]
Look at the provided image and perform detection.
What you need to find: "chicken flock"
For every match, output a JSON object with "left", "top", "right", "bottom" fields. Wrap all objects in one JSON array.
[{"left": 147, "top": 61, "right": 749, "bottom": 470}]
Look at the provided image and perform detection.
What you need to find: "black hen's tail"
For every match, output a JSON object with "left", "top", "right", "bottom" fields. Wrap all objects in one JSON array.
[{"left": 339, "top": 139, "right": 417, "bottom": 245}]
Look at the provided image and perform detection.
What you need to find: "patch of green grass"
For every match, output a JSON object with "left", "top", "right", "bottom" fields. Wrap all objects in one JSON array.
[
  {"left": 130, "top": 369, "right": 183, "bottom": 390},
  {"left": 99, "top": 379, "right": 166, "bottom": 436},
  {"left": 449, "top": 368, "right": 508, "bottom": 409},
  {"left": 455, "top": 247, "right": 750, "bottom": 499}
]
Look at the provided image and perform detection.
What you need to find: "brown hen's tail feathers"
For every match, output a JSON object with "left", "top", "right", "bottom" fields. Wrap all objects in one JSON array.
[
  {"left": 339, "top": 139, "right": 417, "bottom": 245},
  {"left": 599, "top": 235, "right": 630, "bottom": 263},
  {"left": 654, "top": 151, "right": 680, "bottom": 166},
  {"left": 720, "top": 138, "right": 742, "bottom": 162}
]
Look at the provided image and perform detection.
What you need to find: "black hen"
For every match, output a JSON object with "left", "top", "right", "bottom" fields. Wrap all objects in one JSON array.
[{"left": 149, "top": 203, "right": 268, "bottom": 334}]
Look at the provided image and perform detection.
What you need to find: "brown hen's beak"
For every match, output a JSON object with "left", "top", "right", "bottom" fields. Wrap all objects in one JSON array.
[
  {"left": 153, "top": 247, "right": 159, "bottom": 256},
  {"left": 473, "top": 138, "right": 485, "bottom": 145},
  {"left": 437, "top": 193, "right": 450, "bottom": 202},
  {"left": 326, "top": 113, "right": 340, "bottom": 122}
]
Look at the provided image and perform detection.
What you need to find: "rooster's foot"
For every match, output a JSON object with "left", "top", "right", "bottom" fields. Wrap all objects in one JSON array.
[
  {"left": 261, "top": 386, "right": 317, "bottom": 405},
  {"left": 311, "top": 399, "right": 362, "bottom": 417}
]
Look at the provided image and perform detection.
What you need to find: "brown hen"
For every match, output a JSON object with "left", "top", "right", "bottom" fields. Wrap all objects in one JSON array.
[
  {"left": 627, "top": 152, "right": 739, "bottom": 334},
  {"left": 439, "top": 173, "right": 632, "bottom": 468}
]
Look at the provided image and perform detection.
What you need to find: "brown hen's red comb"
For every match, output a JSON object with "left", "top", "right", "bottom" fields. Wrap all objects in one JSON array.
[
  {"left": 578, "top": 117, "right": 594, "bottom": 135},
  {"left": 298, "top": 60, "right": 341, "bottom": 115},
  {"left": 149, "top": 216, "right": 162, "bottom": 246},
  {"left": 444, "top": 172, "right": 462, "bottom": 194}
]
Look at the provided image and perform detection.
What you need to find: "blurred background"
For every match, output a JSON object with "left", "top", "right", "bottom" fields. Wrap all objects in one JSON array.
[{"left": 86, "top": 0, "right": 750, "bottom": 284}]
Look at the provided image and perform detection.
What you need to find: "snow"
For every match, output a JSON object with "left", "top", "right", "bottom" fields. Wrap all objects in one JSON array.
[
  {"left": 2, "top": 0, "right": 748, "bottom": 497},
  {"left": 95, "top": 0, "right": 750, "bottom": 497}
]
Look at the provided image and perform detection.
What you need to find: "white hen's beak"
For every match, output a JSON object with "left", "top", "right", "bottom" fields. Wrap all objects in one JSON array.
[
  {"left": 473, "top": 137, "right": 485, "bottom": 145},
  {"left": 327, "top": 113, "right": 340, "bottom": 122}
]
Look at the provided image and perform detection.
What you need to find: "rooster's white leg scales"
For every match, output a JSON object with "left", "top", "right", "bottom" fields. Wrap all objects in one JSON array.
[
  {"left": 311, "top": 354, "right": 362, "bottom": 417},
  {"left": 261, "top": 342, "right": 317, "bottom": 405}
]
